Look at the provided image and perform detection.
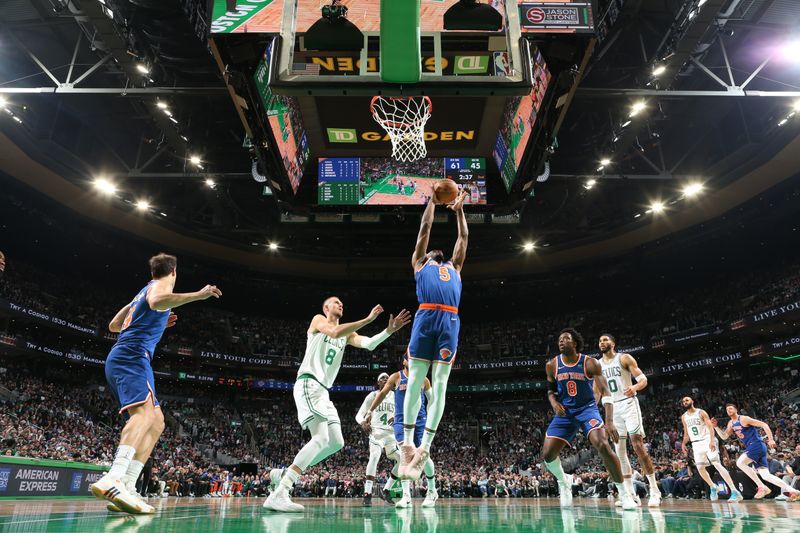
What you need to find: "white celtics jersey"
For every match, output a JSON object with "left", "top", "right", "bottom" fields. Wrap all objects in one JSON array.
[
  {"left": 599, "top": 352, "right": 633, "bottom": 402},
  {"left": 297, "top": 331, "right": 348, "bottom": 389},
  {"left": 683, "top": 409, "right": 710, "bottom": 443},
  {"left": 358, "top": 390, "right": 395, "bottom": 434}
]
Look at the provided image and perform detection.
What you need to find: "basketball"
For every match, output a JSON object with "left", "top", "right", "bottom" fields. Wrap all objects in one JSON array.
[{"left": 433, "top": 179, "right": 459, "bottom": 204}]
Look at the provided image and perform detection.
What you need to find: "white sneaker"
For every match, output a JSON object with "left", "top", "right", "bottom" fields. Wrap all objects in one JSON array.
[
  {"left": 774, "top": 494, "right": 789, "bottom": 502},
  {"left": 621, "top": 492, "right": 637, "bottom": 511},
  {"left": 422, "top": 489, "right": 438, "bottom": 508},
  {"left": 558, "top": 474, "right": 573, "bottom": 507},
  {"left": 268, "top": 468, "right": 284, "bottom": 493},
  {"left": 91, "top": 474, "right": 150, "bottom": 515},
  {"left": 648, "top": 492, "right": 662, "bottom": 507},
  {"left": 395, "top": 493, "right": 413, "bottom": 508},
  {"left": 263, "top": 489, "right": 304, "bottom": 512}
]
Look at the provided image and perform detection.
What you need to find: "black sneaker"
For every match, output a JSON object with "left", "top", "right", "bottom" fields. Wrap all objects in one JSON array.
[
  {"left": 380, "top": 489, "right": 395, "bottom": 504},
  {"left": 363, "top": 493, "right": 372, "bottom": 506}
]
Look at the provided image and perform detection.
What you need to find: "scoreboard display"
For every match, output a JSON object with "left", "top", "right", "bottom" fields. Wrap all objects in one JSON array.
[
  {"left": 318, "top": 158, "right": 360, "bottom": 205},
  {"left": 444, "top": 158, "right": 487, "bottom": 205},
  {"left": 318, "top": 157, "right": 488, "bottom": 206}
]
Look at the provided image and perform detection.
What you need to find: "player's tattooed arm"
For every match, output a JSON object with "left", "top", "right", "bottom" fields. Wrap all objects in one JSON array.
[
  {"left": 412, "top": 200, "right": 436, "bottom": 270},
  {"left": 449, "top": 191, "right": 469, "bottom": 271},
  {"left": 586, "top": 357, "right": 618, "bottom": 442},
  {"left": 620, "top": 353, "right": 647, "bottom": 396},
  {"left": 108, "top": 304, "right": 131, "bottom": 333},
  {"left": 546, "top": 359, "right": 565, "bottom": 416}
]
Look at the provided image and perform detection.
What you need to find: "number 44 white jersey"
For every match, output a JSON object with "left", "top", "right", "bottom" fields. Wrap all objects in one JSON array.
[{"left": 356, "top": 390, "right": 395, "bottom": 435}]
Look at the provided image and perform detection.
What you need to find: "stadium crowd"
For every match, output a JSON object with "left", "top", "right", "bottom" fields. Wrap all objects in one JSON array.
[
  {"left": 1, "top": 257, "right": 798, "bottom": 368},
  {"left": 2, "top": 355, "right": 798, "bottom": 500}
]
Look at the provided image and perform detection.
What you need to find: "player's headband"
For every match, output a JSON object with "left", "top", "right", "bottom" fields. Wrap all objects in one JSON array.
[{"left": 377, "top": 373, "right": 390, "bottom": 381}]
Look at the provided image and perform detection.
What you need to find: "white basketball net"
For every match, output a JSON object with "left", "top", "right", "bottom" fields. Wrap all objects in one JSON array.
[{"left": 370, "top": 96, "right": 432, "bottom": 162}]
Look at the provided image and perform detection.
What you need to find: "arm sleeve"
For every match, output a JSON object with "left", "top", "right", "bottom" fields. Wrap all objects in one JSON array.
[
  {"left": 358, "top": 330, "right": 391, "bottom": 351},
  {"left": 355, "top": 392, "right": 374, "bottom": 424}
]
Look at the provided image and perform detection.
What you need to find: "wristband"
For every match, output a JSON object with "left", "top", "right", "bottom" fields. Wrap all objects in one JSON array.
[{"left": 601, "top": 396, "right": 613, "bottom": 406}]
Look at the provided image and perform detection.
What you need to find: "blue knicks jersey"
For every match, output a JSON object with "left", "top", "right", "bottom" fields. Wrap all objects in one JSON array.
[
  {"left": 415, "top": 260, "right": 461, "bottom": 307},
  {"left": 395, "top": 371, "right": 426, "bottom": 424},
  {"left": 115, "top": 281, "right": 170, "bottom": 357},
  {"left": 555, "top": 354, "right": 595, "bottom": 410},
  {"left": 732, "top": 418, "right": 763, "bottom": 449}
]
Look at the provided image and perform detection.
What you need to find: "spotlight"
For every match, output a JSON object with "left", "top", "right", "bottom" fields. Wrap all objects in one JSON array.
[
  {"left": 621, "top": 120, "right": 632, "bottom": 128},
  {"left": 268, "top": 242, "right": 279, "bottom": 251},
  {"left": 584, "top": 179, "right": 597, "bottom": 189},
  {"left": 0, "top": 96, "right": 6, "bottom": 108},
  {"left": 781, "top": 40, "right": 800, "bottom": 60},
  {"left": 156, "top": 101, "right": 168, "bottom": 110},
  {"left": 169, "top": 117, "right": 178, "bottom": 124},
  {"left": 205, "top": 178, "right": 216, "bottom": 188},
  {"left": 792, "top": 100, "right": 800, "bottom": 112},
  {"left": 93, "top": 178, "right": 117, "bottom": 195},
  {"left": 629, "top": 101, "right": 646, "bottom": 117},
  {"left": 600, "top": 158, "right": 611, "bottom": 166},
  {"left": 682, "top": 183, "right": 704, "bottom": 197},
  {"left": 136, "top": 63, "right": 149, "bottom": 74},
  {"left": 652, "top": 65, "right": 666, "bottom": 77},
  {"left": 778, "top": 118, "right": 789, "bottom": 126},
  {"left": 12, "top": 116, "right": 22, "bottom": 124},
  {"left": 190, "top": 155, "right": 202, "bottom": 165},
  {"left": 522, "top": 242, "right": 535, "bottom": 252},
  {"left": 649, "top": 201, "right": 665, "bottom": 214},
  {"left": 135, "top": 200, "right": 150, "bottom": 211}
]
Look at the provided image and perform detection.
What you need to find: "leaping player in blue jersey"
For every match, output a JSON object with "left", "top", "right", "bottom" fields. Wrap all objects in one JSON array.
[
  {"left": 715, "top": 403, "right": 800, "bottom": 501},
  {"left": 90, "top": 253, "right": 222, "bottom": 514},
  {"left": 543, "top": 328, "right": 637, "bottom": 510},
  {"left": 400, "top": 190, "right": 468, "bottom": 482}
]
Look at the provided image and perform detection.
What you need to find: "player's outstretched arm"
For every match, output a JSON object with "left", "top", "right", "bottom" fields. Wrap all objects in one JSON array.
[
  {"left": 449, "top": 191, "right": 469, "bottom": 271},
  {"left": 714, "top": 421, "right": 732, "bottom": 441},
  {"left": 108, "top": 304, "right": 132, "bottom": 333},
  {"left": 621, "top": 353, "right": 647, "bottom": 396},
  {"left": 412, "top": 200, "right": 436, "bottom": 270},
  {"left": 312, "top": 305, "right": 383, "bottom": 339},
  {"left": 587, "top": 358, "right": 618, "bottom": 442},
  {"left": 366, "top": 372, "right": 400, "bottom": 415},
  {"left": 148, "top": 281, "right": 221, "bottom": 311},
  {"left": 349, "top": 309, "right": 411, "bottom": 350}
]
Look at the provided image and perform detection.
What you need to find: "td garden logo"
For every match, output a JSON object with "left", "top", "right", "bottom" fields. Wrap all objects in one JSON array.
[{"left": 327, "top": 128, "right": 475, "bottom": 143}]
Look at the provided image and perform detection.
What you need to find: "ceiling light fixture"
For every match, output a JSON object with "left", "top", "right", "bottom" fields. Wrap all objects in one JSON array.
[
  {"left": 135, "top": 200, "right": 150, "bottom": 211},
  {"left": 93, "top": 178, "right": 117, "bottom": 195},
  {"left": 683, "top": 183, "right": 704, "bottom": 197}
]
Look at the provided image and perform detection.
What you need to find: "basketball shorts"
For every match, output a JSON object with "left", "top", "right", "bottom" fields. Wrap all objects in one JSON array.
[
  {"left": 294, "top": 376, "right": 340, "bottom": 429},
  {"left": 545, "top": 403, "right": 605, "bottom": 445},
  {"left": 408, "top": 309, "right": 459, "bottom": 364},
  {"left": 743, "top": 441, "right": 769, "bottom": 469},
  {"left": 394, "top": 417, "right": 425, "bottom": 448},
  {"left": 690, "top": 440, "right": 720, "bottom": 467},
  {"left": 369, "top": 429, "right": 397, "bottom": 450},
  {"left": 613, "top": 397, "right": 646, "bottom": 438},
  {"left": 105, "top": 344, "right": 160, "bottom": 415}
]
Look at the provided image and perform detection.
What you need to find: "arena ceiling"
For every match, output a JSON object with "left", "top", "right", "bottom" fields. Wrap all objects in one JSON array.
[{"left": 0, "top": 0, "right": 799, "bottom": 278}]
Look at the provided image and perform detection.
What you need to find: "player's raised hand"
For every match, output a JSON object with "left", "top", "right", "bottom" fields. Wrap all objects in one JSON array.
[
  {"left": 166, "top": 312, "right": 178, "bottom": 328},
  {"left": 606, "top": 422, "right": 619, "bottom": 443},
  {"left": 368, "top": 304, "right": 384, "bottom": 321},
  {"left": 447, "top": 190, "right": 468, "bottom": 212},
  {"left": 197, "top": 284, "right": 222, "bottom": 300},
  {"left": 387, "top": 309, "right": 412, "bottom": 333}
]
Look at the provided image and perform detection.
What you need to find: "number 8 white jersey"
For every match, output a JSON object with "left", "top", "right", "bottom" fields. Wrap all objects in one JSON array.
[
  {"left": 599, "top": 352, "right": 633, "bottom": 402},
  {"left": 297, "top": 331, "right": 347, "bottom": 389}
]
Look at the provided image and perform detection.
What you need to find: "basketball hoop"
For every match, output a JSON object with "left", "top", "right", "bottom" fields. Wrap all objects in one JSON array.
[{"left": 370, "top": 96, "right": 432, "bottom": 162}]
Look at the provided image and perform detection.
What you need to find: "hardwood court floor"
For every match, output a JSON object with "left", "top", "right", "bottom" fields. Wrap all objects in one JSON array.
[{"left": 0, "top": 496, "right": 798, "bottom": 532}]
